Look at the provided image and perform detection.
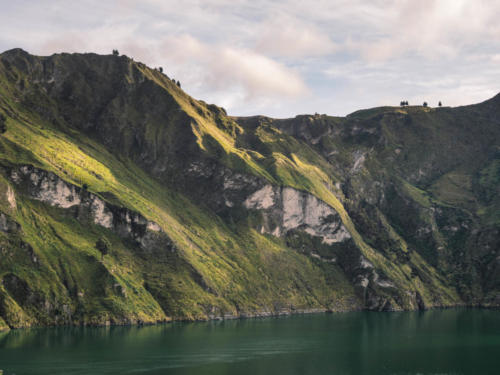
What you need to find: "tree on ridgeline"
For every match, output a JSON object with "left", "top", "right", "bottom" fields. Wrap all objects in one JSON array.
[
  {"left": 438, "top": 101, "right": 442, "bottom": 107},
  {"left": 423, "top": 102, "right": 428, "bottom": 107},
  {"left": 112, "top": 49, "right": 119, "bottom": 56}
]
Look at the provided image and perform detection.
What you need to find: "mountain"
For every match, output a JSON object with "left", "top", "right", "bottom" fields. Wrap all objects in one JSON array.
[{"left": 0, "top": 48, "right": 498, "bottom": 330}]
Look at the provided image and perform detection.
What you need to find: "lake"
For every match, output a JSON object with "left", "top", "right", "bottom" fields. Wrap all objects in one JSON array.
[{"left": 0, "top": 309, "right": 499, "bottom": 374}]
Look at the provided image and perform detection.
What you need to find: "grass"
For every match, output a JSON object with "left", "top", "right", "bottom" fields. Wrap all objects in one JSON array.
[{"left": 2, "top": 49, "right": 496, "bottom": 328}]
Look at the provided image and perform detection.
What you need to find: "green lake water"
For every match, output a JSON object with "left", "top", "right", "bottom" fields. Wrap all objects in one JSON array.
[{"left": 0, "top": 309, "right": 499, "bottom": 374}]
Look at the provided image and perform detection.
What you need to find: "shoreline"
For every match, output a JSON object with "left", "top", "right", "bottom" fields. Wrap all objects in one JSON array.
[{"left": 2, "top": 304, "right": 498, "bottom": 333}]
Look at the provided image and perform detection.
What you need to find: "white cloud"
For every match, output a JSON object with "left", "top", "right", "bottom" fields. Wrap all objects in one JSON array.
[
  {"left": 255, "top": 15, "right": 337, "bottom": 58},
  {"left": 156, "top": 34, "right": 308, "bottom": 99},
  {"left": 0, "top": 0, "right": 498, "bottom": 117},
  {"left": 351, "top": 0, "right": 500, "bottom": 62}
]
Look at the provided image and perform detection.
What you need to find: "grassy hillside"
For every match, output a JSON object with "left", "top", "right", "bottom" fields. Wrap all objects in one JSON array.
[{"left": 0, "top": 49, "right": 498, "bottom": 329}]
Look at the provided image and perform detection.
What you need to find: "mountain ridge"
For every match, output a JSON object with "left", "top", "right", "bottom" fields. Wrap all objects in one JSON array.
[{"left": 0, "top": 49, "right": 498, "bottom": 331}]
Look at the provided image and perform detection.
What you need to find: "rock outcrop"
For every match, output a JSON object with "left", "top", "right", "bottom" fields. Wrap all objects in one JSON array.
[
  {"left": 9, "top": 165, "right": 171, "bottom": 252},
  {"left": 244, "top": 185, "right": 351, "bottom": 244}
]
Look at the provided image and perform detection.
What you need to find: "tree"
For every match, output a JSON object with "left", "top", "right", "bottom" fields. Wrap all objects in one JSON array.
[
  {"left": 423, "top": 102, "right": 428, "bottom": 107},
  {"left": 438, "top": 101, "right": 442, "bottom": 107},
  {"left": 112, "top": 49, "right": 119, "bottom": 56},
  {"left": 159, "top": 67, "right": 163, "bottom": 73},
  {"left": 176, "top": 80, "right": 181, "bottom": 88},
  {"left": 96, "top": 237, "right": 111, "bottom": 260},
  {"left": 400, "top": 101, "right": 404, "bottom": 106},
  {"left": 405, "top": 101, "right": 409, "bottom": 106}
]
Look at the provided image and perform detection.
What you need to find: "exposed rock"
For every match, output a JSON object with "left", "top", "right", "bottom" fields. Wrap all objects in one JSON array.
[
  {"left": 359, "top": 256, "right": 374, "bottom": 269},
  {"left": 0, "top": 213, "right": 20, "bottom": 233},
  {"left": 9, "top": 165, "right": 171, "bottom": 251},
  {"left": 310, "top": 251, "right": 336, "bottom": 263},
  {"left": 244, "top": 185, "right": 351, "bottom": 245},
  {"left": 89, "top": 197, "right": 113, "bottom": 229},
  {"left": 183, "top": 159, "right": 264, "bottom": 210},
  {"left": 243, "top": 184, "right": 275, "bottom": 209},
  {"left": 351, "top": 150, "right": 366, "bottom": 173},
  {"left": 6, "top": 185, "right": 16, "bottom": 209}
]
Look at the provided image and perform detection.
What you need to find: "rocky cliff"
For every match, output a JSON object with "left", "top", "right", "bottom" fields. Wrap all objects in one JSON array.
[{"left": 0, "top": 48, "right": 498, "bottom": 330}]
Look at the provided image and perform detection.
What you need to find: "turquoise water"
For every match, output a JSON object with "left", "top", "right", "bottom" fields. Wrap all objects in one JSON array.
[{"left": 0, "top": 309, "right": 499, "bottom": 374}]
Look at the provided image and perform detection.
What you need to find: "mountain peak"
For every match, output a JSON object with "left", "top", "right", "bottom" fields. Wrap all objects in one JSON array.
[{"left": 0, "top": 47, "right": 30, "bottom": 57}]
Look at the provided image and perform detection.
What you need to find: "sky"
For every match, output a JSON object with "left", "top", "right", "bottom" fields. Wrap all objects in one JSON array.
[{"left": 0, "top": 0, "right": 499, "bottom": 118}]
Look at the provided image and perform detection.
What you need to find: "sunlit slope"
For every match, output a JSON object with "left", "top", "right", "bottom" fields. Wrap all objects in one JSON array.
[
  {"left": 252, "top": 98, "right": 500, "bottom": 304},
  {"left": 0, "top": 49, "right": 497, "bottom": 329},
  {"left": 0, "top": 49, "right": 360, "bottom": 328}
]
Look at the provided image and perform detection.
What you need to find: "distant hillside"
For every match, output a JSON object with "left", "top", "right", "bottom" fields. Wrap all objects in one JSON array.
[{"left": 0, "top": 48, "right": 498, "bottom": 330}]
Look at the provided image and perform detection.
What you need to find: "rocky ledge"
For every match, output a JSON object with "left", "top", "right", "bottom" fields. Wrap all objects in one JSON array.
[{"left": 9, "top": 165, "right": 172, "bottom": 252}]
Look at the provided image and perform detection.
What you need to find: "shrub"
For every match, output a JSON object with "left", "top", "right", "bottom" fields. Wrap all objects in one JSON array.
[
  {"left": 0, "top": 113, "right": 6, "bottom": 134},
  {"left": 96, "top": 237, "right": 111, "bottom": 260}
]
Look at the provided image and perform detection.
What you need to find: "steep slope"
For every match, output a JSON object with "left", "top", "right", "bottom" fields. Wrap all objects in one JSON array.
[
  {"left": 240, "top": 98, "right": 500, "bottom": 305},
  {"left": 0, "top": 49, "right": 497, "bottom": 330}
]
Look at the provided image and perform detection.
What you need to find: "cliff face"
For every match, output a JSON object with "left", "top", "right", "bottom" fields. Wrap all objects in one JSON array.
[
  {"left": 10, "top": 165, "right": 167, "bottom": 249},
  {"left": 0, "top": 48, "right": 498, "bottom": 329}
]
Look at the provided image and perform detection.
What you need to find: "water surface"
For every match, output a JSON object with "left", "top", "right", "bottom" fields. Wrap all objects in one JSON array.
[{"left": 1, "top": 309, "right": 499, "bottom": 374}]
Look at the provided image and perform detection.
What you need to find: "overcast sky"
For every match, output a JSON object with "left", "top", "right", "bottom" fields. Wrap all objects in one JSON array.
[{"left": 0, "top": 0, "right": 499, "bottom": 117}]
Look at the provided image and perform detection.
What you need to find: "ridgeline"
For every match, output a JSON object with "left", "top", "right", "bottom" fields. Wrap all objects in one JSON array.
[{"left": 0, "top": 49, "right": 498, "bottom": 330}]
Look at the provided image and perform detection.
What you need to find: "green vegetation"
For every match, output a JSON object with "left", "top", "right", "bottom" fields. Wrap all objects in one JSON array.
[
  {"left": 96, "top": 237, "right": 111, "bottom": 260},
  {"left": 0, "top": 48, "right": 498, "bottom": 329}
]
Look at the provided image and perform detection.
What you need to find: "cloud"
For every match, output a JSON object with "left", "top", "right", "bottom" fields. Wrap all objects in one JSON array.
[
  {"left": 352, "top": 0, "right": 500, "bottom": 62},
  {"left": 19, "top": 24, "right": 309, "bottom": 109},
  {"left": 157, "top": 34, "right": 308, "bottom": 99},
  {"left": 0, "top": 0, "right": 498, "bottom": 117},
  {"left": 255, "top": 15, "right": 337, "bottom": 58},
  {"left": 38, "top": 34, "right": 89, "bottom": 55}
]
